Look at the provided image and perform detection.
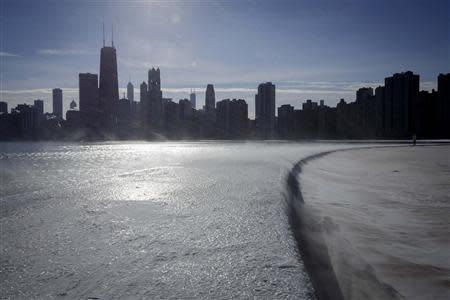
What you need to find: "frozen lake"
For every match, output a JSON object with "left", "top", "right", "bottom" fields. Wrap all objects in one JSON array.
[
  {"left": 298, "top": 145, "right": 449, "bottom": 300},
  {"left": 0, "top": 141, "right": 358, "bottom": 299},
  {"left": 0, "top": 141, "right": 447, "bottom": 299}
]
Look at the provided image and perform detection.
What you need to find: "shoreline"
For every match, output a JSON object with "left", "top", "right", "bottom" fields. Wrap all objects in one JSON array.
[{"left": 286, "top": 144, "right": 449, "bottom": 299}]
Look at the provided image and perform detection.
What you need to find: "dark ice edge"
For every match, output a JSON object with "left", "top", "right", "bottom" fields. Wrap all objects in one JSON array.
[
  {"left": 284, "top": 142, "right": 449, "bottom": 300},
  {"left": 285, "top": 149, "right": 346, "bottom": 300}
]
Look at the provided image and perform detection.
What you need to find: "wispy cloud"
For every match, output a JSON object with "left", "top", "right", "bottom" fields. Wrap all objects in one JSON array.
[
  {"left": 38, "top": 48, "right": 94, "bottom": 56},
  {"left": 0, "top": 51, "right": 20, "bottom": 57},
  {"left": 1, "top": 88, "right": 78, "bottom": 94}
]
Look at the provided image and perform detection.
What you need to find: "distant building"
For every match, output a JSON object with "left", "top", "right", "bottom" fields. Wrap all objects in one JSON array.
[
  {"left": 190, "top": 91, "right": 196, "bottom": 109},
  {"left": 229, "top": 99, "right": 248, "bottom": 138},
  {"left": 66, "top": 110, "right": 80, "bottom": 127},
  {"left": 99, "top": 43, "right": 119, "bottom": 127},
  {"left": 79, "top": 73, "right": 99, "bottom": 126},
  {"left": 216, "top": 99, "right": 231, "bottom": 137},
  {"left": 336, "top": 99, "right": 348, "bottom": 138},
  {"left": 416, "top": 90, "right": 438, "bottom": 138},
  {"left": 14, "top": 104, "right": 35, "bottom": 138},
  {"left": 302, "top": 99, "right": 318, "bottom": 111},
  {"left": 317, "top": 103, "right": 336, "bottom": 138},
  {"left": 33, "top": 99, "right": 44, "bottom": 126},
  {"left": 373, "top": 86, "right": 385, "bottom": 137},
  {"left": 117, "top": 97, "right": 132, "bottom": 131},
  {"left": 163, "top": 100, "right": 179, "bottom": 136},
  {"left": 205, "top": 84, "right": 215, "bottom": 113},
  {"left": 297, "top": 99, "right": 319, "bottom": 138},
  {"left": 140, "top": 81, "right": 148, "bottom": 128},
  {"left": 437, "top": 73, "right": 450, "bottom": 137},
  {"left": 355, "top": 88, "right": 374, "bottom": 136},
  {"left": 384, "top": 71, "right": 419, "bottom": 138},
  {"left": 201, "top": 84, "right": 216, "bottom": 137},
  {"left": 147, "top": 68, "right": 163, "bottom": 129},
  {"left": 356, "top": 87, "right": 373, "bottom": 102},
  {"left": 52, "top": 88, "right": 63, "bottom": 119},
  {"left": 127, "top": 81, "right": 134, "bottom": 102},
  {"left": 179, "top": 98, "right": 192, "bottom": 120},
  {"left": 216, "top": 98, "right": 248, "bottom": 138},
  {"left": 255, "top": 82, "right": 275, "bottom": 138},
  {"left": 277, "top": 104, "right": 294, "bottom": 139},
  {"left": 70, "top": 99, "right": 77, "bottom": 110},
  {"left": 0, "top": 101, "right": 7, "bottom": 114}
]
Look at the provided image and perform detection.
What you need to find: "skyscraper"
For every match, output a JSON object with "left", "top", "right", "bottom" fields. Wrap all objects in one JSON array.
[
  {"left": 79, "top": 73, "right": 99, "bottom": 126},
  {"left": 356, "top": 87, "right": 373, "bottom": 102},
  {"left": 33, "top": 99, "right": 44, "bottom": 125},
  {"left": 127, "top": 81, "right": 134, "bottom": 102},
  {"left": 140, "top": 81, "right": 148, "bottom": 128},
  {"left": 147, "top": 68, "right": 163, "bottom": 129},
  {"left": 230, "top": 99, "right": 248, "bottom": 138},
  {"left": 179, "top": 98, "right": 193, "bottom": 120},
  {"left": 33, "top": 99, "right": 43, "bottom": 115},
  {"left": 52, "top": 88, "right": 63, "bottom": 119},
  {"left": 99, "top": 30, "right": 119, "bottom": 127},
  {"left": 374, "top": 86, "right": 385, "bottom": 137},
  {"left": 205, "top": 84, "right": 215, "bottom": 113},
  {"left": 190, "top": 90, "right": 196, "bottom": 109},
  {"left": 278, "top": 104, "right": 295, "bottom": 139},
  {"left": 384, "top": 71, "right": 419, "bottom": 138},
  {"left": 255, "top": 82, "right": 275, "bottom": 138},
  {"left": 148, "top": 68, "right": 161, "bottom": 91},
  {"left": 216, "top": 99, "right": 231, "bottom": 137},
  {"left": 0, "top": 101, "right": 7, "bottom": 114}
]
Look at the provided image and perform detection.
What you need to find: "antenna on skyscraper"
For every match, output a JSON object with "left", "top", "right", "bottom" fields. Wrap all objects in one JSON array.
[
  {"left": 102, "top": 21, "right": 105, "bottom": 47},
  {"left": 111, "top": 23, "right": 114, "bottom": 48}
]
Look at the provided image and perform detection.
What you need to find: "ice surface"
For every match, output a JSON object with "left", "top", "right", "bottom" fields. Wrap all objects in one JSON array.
[
  {"left": 299, "top": 145, "right": 450, "bottom": 300},
  {"left": 0, "top": 141, "right": 371, "bottom": 299}
]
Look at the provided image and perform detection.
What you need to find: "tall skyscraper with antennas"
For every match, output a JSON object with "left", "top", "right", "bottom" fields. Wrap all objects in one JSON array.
[{"left": 99, "top": 23, "right": 119, "bottom": 128}]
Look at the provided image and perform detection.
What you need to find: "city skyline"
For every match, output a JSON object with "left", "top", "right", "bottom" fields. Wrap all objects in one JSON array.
[
  {"left": 1, "top": 0, "right": 448, "bottom": 116},
  {"left": 1, "top": 14, "right": 449, "bottom": 141}
]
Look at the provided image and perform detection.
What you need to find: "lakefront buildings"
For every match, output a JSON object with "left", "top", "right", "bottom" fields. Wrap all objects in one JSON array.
[
  {"left": 255, "top": 82, "right": 276, "bottom": 139},
  {"left": 52, "top": 88, "right": 63, "bottom": 120},
  {"left": 0, "top": 30, "right": 448, "bottom": 141}
]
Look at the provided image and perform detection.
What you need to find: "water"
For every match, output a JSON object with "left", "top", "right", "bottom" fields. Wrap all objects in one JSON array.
[{"left": 1, "top": 141, "right": 364, "bottom": 299}]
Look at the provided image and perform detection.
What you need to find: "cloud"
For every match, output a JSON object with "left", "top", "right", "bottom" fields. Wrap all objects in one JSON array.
[
  {"left": 1, "top": 88, "right": 78, "bottom": 94},
  {"left": 38, "top": 48, "right": 94, "bottom": 56},
  {"left": 0, "top": 86, "right": 353, "bottom": 101},
  {"left": 0, "top": 51, "right": 20, "bottom": 57}
]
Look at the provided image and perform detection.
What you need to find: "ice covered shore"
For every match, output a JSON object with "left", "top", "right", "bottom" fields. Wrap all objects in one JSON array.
[{"left": 289, "top": 145, "right": 449, "bottom": 300}]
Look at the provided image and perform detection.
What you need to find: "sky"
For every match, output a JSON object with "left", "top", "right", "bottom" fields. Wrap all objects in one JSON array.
[{"left": 0, "top": 0, "right": 448, "bottom": 117}]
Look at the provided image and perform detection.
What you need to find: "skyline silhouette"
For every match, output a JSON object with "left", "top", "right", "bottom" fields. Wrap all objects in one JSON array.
[
  {"left": 0, "top": 36, "right": 448, "bottom": 141},
  {"left": 1, "top": 0, "right": 448, "bottom": 115}
]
